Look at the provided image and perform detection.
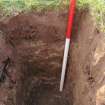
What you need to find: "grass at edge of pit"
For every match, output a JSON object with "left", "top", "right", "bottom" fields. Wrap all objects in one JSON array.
[
  {"left": 77, "top": 0, "right": 105, "bottom": 32},
  {"left": 0, "top": 0, "right": 105, "bottom": 32}
]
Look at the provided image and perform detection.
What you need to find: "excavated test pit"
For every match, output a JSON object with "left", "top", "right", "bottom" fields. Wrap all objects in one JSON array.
[
  {"left": 0, "top": 11, "right": 70, "bottom": 105},
  {"left": 0, "top": 9, "right": 105, "bottom": 105}
]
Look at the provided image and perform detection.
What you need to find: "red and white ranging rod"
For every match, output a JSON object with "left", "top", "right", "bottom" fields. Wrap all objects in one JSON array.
[{"left": 60, "top": 0, "right": 76, "bottom": 92}]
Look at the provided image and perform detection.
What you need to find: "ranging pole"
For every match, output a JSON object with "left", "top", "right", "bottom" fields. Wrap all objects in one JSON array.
[{"left": 60, "top": 0, "right": 76, "bottom": 92}]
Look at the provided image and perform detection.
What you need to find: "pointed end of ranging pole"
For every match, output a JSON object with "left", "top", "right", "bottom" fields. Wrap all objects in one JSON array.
[
  {"left": 60, "top": 85, "right": 63, "bottom": 92},
  {"left": 60, "top": 88, "right": 63, "bottom": 92},
  {"left": 60, "top": 82, "right": 63, "bottom": 92}
]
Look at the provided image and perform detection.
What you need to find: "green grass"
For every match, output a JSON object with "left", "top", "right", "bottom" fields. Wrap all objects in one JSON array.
[
  {"left": 77, "top": 0, "right": 105, "bottom": 31},
  {"left": 0, "top": 0, "right": 66, "bottom": 12},
  {"left": 0, "top": 0, "right": 105, "bottom": 31}
]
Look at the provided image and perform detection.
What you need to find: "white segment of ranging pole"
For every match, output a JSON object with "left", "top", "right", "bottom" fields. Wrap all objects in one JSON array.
[
  {"left": 60, "top": 38, "right": 70, "bottom": 91},
  {"left": 60, "top": 0, "right": 76, "bottom": 92}
]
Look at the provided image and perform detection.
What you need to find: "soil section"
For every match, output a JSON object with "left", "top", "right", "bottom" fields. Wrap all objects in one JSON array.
[
  {"left": 0, "top": 9, "right": 105, "bottom": 105},
  {"left": 66, "top": 10, "right": 105, "bottom": 105},
  {"left": 0, "top": 11, "right": 70, "bottom": 105}
]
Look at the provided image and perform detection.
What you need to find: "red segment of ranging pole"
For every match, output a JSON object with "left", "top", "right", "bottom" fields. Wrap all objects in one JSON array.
[{"left": 60, "top": 0, "right": 76, "bottom": 92}]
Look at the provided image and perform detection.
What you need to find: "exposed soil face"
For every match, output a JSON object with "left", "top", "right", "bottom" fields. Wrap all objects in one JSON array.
[
  {"left": 1, "top": 11, "right": 67, "bottom": 76},
  {"left": 0, "top": 9, "right": 105, "bottom": 105},
  {"left": 0, "top": 30, "right": 16, "bottom": 105},
  {"left": 66, "top": 10, "right": 105, "bottom": 105},
  {"left": 0, "top": 11, "right": 69, "bottom": 105}
]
